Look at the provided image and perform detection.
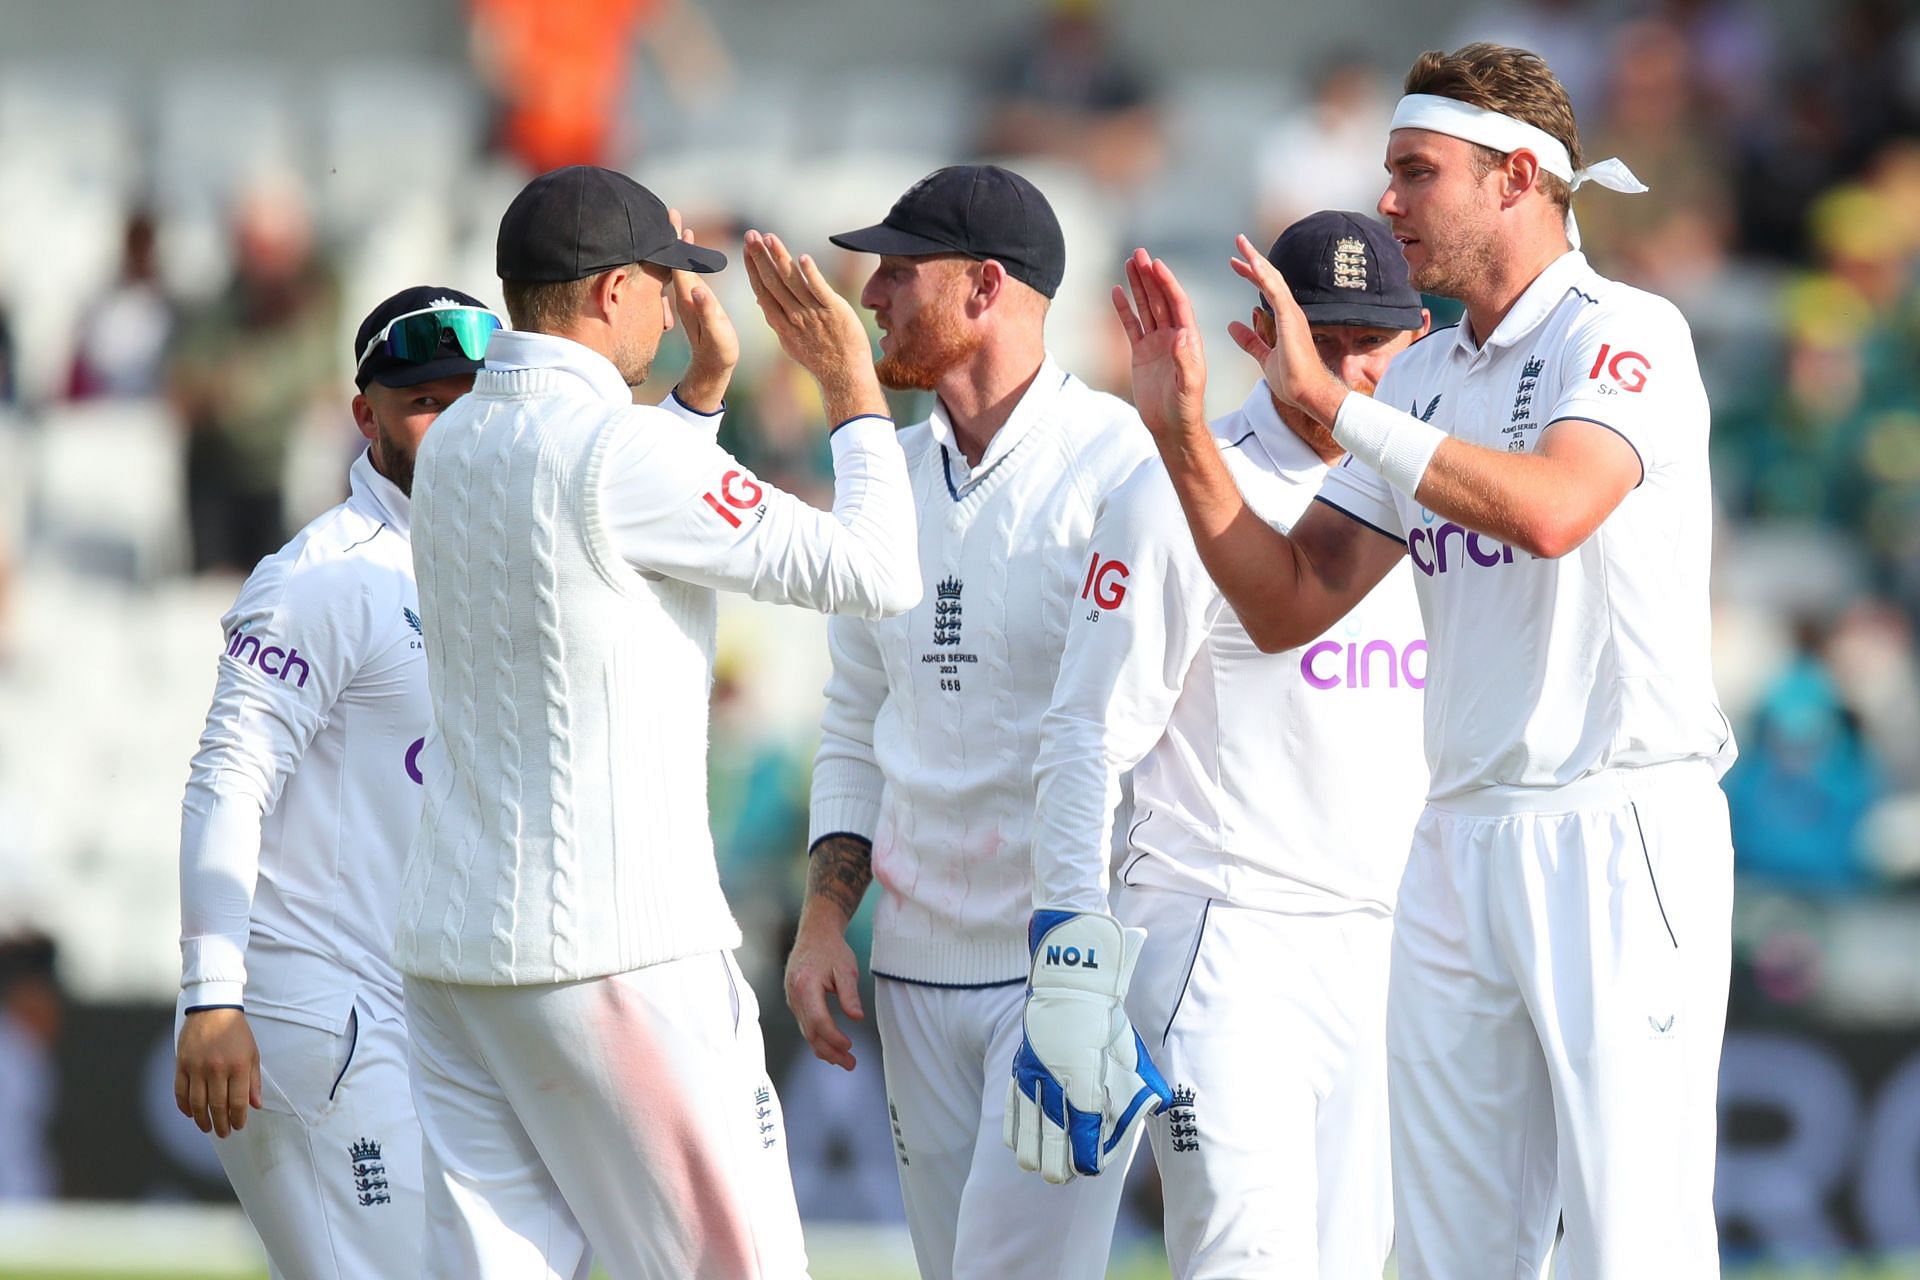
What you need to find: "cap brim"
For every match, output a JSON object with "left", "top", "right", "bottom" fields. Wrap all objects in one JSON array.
[
  {"left": 365, "top": 356, "right": 486, "bottom": 390},
  {"left": 1295, "top": 301, "right": 1426, "bottom": 330},
  {"left": 640, "top": 240, "right": 728, "bottom": 274},
  {"left": 828, "top": 222, "right": 963, "bottom": 258}
]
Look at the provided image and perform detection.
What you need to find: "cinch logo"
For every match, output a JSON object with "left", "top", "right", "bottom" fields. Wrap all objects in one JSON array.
[
  {"left": 1407, "top": 522, "right": 1521, "bottom": 577},
  {"left": 405, "top": 738, "right": 425, "bottom": 785},
  {"left": 225, "top": 630, "right": 311, "bottom": 688},
  {"left": 1044, "top": 943, "right": 1100, "bottom": 970},
  {"left": 1301, "top": 637, "right": 1427, "bottom": 690}
]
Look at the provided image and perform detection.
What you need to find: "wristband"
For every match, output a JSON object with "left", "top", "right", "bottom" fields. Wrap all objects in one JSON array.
[{"left": 1331, "top": 391, "right": 1447, "bottom": 497}]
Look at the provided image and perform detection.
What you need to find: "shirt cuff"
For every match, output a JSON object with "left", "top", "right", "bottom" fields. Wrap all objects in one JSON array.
[
  {"left": 665, "top": 387, "right": 725, "bottom": 436},
  {"left": 828, "top": 414, "right": 895, "bottom": 444},
  {"left": 809, "top": 757, "right": 884, "bottom": 845},
  {"left": 1332, "top": 392, "right": 1447, "bottom": 497},
  {"left": 181, "top": 980, "right": 245, "bottom": 1010}
]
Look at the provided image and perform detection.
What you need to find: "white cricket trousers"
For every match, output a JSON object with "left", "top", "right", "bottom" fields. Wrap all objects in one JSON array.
[
  {"left": 404, "top": 951, "right": 809, "bottom": 1280},
  {"left": 874, "top": 977, "right": 1134, "bottom": 1280},
  {"left": 1389, "top": 759, "right": 1733, "bottom": 1279},
  {"left": 194, "top": 1000, "right": 425, "bottom": 1280},
  {"left": 1118, "top": 885, "right": 1395, "bottom": 1280}
]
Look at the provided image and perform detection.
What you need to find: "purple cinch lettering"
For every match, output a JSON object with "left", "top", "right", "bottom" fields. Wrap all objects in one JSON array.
[
  {"left": 1407, "top": 528, "right": 1434, "bottom": 576},
  {"left": 1401, "top": 639, "right": 1429, "bottom": 689},
  {"left": 1434, "top": 523, "right": 1467, "bottom": 575},
  {"left": 405, "top": 738, "right": 425, "bottom": 785},
  {"left": 1359, "top": 639, "right": 1399, "bottom": 689},
  {"left": 1301, "top": 641, "right": 1341, "bottom": 689},
  {"left": 281, "top": 647, "right": 310, "bottom": 689},
  {"left": 1467, "top": 532, "right": 1505, "bottom": 567},
  {"left": 259, "top": 645, "right": 284, "bottom": 676},
  {"left": 230, "top": 633, "right": 261, "bottom": 665}
]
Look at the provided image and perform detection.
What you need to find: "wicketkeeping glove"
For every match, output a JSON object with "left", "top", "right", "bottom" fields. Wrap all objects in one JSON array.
[{"left": 1004, "top": 908, "right": 1172, "bottom": 1184}]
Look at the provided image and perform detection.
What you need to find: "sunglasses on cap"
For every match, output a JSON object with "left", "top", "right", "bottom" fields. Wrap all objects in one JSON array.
[{"left": 356, "top": 305, "right": 504, "bottom": 375}]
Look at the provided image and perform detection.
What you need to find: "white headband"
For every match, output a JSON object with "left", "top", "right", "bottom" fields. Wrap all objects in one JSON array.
[{"left": 1388, "top": 93, "right": 1647, "bottom": 248}]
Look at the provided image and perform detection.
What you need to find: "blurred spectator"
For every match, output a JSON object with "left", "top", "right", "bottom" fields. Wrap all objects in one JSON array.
[
  {"left": 0, "top": 302, "right": 18, "bottom": 409},
  {"left": 1713, "top": 277, "right": 1884, "bottom": 535},
  {"left": 65, "top": 210, "right": 175, "bottom": 401},
  {"left": 1254, "top": 55, "right": 1393, "bottom": 242},
  {"left": 975, "top": 0, "right": 1163, "bottom": 190},
  {"left": 1730, "top": 69, "right": 1853, "bottom": 262},
  {"left": 469, "top": 0, "right": 730, "bottom": 173},
  {"left": 165, "top": 179, "right": 338, "bottom": 575},
  {"left": 0, "top": 932, "right": 61, "bottom": 1200},
  {"left": 1656, "top": 0, "right": 1775, "bottom": 129},
  {"left": 1725, "top": 639, "right": 1884, "bottom": 892},
  {"left": 1825, "top": 0, "right": 1919, "bottom": 176},
  {"left": 1575, "top": 18, "right": 1734, "bottom": 299}
]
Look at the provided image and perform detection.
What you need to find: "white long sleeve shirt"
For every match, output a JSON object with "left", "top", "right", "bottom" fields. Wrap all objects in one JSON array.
[
  {"left": 1034, "top": 384, "right": 1429, "bottom": 917},
  {"left": 1316, "top": 251, "right": 1735, "bottom": 802},
  {"left": 395, "top": 331, "right": 919, "bottom": 986},
  {"left": 808, "top": 357, "right": 1155, "bottom": 986},
  {"left": 178, "top": 450, "right": 428, "bottom": 1031}
]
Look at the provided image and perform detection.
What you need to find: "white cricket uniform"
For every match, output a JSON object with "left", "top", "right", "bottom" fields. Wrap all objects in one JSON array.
[
  {"left": 1032, "top": 382, "right": 1428, "bottom": 1279},
  {"left": 1316, "top": 250, "right": 1737, "bottom": 1279},
  {"left": 177, "top": 449, "right": 430, "bottom": 1279},
  {"left": 808, "top": 357, "right": 1154, "bottom": 1280},
  {"left": 397, "top": 330, "right": 918, "bottom": 1280}
]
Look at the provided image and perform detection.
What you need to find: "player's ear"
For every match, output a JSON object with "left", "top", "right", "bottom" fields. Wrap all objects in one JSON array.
[
  {"left": 974, "top": 259, "right": 1006, "bottom": 314},
  {"left": 1414, "top": 308, "right": 1432, "bottom": 340},
  {"left": 1503, "top": 150, "right": 1542, "bottom": 207},
  {"left": 351, "top": 392, "right": 378, "bottom": 444}
]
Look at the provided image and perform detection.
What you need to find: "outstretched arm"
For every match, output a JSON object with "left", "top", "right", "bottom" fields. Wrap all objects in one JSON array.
[
  {"left": 1227, "top": 234, "right": 1641, "bottom": 558},
  {"left": 1114, "top": 249, "right": 1402, "bottom": 653}
]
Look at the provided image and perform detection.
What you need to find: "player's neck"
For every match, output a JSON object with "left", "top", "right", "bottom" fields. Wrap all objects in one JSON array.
[
  {"left": 1460, "top": 232, "right": 1573, "bottom": 348},
  {"left": 936, "top": 343, "right": 1046, "bottom": 468}
]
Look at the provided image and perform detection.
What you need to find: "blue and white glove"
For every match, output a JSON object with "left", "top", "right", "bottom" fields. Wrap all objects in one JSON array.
[{"left": 1004, "top": 908, "right": 1173, "bottom": 1184}]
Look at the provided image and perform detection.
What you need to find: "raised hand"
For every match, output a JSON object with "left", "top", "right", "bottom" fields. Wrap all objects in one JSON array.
[
  {"left": 743, "top": 229, "right": 888, "bottom": 426},
  {"left": 667, "top": 215, "right": 739, "bottom": 414},
  {"left": 1225, "top": 233, "right": 1346, "bottom": 424},
  {"left": 1111, "top": 249, "right": 1209, "bottom": 443}
]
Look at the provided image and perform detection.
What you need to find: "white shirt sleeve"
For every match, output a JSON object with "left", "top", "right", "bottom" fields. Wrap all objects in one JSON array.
[
  {"left": 659, "top": 387, "right": 725, "bottom": 440},
  {"left": 601, "top": 411, "right": 921, "bottom": 618},
  {"left": 1032, "top": 465, "right": 1223, "bottom": 913},
  {"left": 1312, "top": 453, "right": 1406, "bottom": 543},
  {"left": 1548, "top": 296, "right": 1701, "bottom": 478},
  {"left": 808, "top": 613, "right": 890, "bottom": 846},
  {"left": 178, "top": 559, "right": 371, "bottom": 1010}
]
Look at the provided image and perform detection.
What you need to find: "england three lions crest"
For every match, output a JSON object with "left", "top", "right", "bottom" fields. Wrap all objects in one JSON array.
[{"left": 1331, "top": 237, "right": 1369, "bottom": 290}]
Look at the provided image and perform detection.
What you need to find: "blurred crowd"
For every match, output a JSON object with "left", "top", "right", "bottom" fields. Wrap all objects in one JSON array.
[{"left": 3, "top": 0, "right": 1920, "bottom": 1217}]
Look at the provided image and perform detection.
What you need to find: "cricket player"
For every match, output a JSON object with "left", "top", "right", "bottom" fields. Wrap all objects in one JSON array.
[
  {"left": 1012, "top": 211, "right": 1430, "bottom": 1278},
  {"left": 175, "top": 285, "right": 500, "bottom": 1278},
  {"left": 1099, "top": 42, "right": 1736, "bottom": 1279},
  {"left": 782, "top": 164, "right": 1157, "bottom": 1280},
  {"left": 394, "top": 165, "right": 919, "bottom": 1280}
]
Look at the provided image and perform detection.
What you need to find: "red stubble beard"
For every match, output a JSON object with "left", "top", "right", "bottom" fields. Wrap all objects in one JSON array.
[{"left": 873, "top": 293, "right": 983, "bottom": 392}]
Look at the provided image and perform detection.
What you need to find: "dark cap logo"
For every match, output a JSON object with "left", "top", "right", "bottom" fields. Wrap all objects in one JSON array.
[{"left": 1331, "top": 237, "right": 1369, "bottom": 291}]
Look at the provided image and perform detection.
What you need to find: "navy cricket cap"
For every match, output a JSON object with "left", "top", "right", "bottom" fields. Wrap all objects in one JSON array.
[
  {"left": 496, "top": 165, "right": 726, "bottom": 284},
  {"left": 830, "top": 164, "right": 1067, "bottom": 299},
  {"left": 353, "top": 285, "right": 496, "bottom": 390},
  {"left": 1267, "top": 211, "right": 1423, "bottom": 330}
]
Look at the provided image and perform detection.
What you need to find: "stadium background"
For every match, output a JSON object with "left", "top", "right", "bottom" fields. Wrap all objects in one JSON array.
[{"left": 0, "top": 0, "right": 1916, "bottom": 1274}]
